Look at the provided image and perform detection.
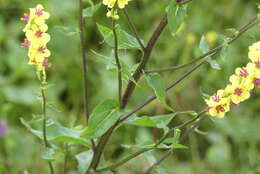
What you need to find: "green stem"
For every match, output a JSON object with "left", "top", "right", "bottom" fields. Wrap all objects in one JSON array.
[
  {"left": 112, "top": 20, "right": 123, "bottom": 108},
  {"left": 41, "top": 84, "right": 55, "bottom": 174},
  {"left": 123, "top": 8, "right": 145, "bottom": 51},
  {"left": 79, "top": 0, "right": 90, "bottom": 123}
]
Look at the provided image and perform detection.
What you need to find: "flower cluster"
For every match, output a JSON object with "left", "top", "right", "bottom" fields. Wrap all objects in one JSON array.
[
  {"left": 205, "top": 41, "right": 260, "bottom": 117},
  {"left": 102, "top": 0, "right": 130, "bottom": 20},
  {"left": 21, "top": 4, "right": 51, "bottom": 73}
]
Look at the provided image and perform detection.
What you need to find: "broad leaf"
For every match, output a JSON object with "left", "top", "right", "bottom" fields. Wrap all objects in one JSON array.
[
  {"left": 145, "top": 73, "right": 173, "bottom": 111},
  {"left": 167, "top": 1, "right": 188, "bottom": 36},
  {"left": 83, "top": 3, "right": 101, "bottom": 17},
  {"left": 97, "top": 23, "right": 141, "bottom": 50},
  {"left": 208, "top": 59, "right": 222, "bottom": 70},
  {"left": 83, "top": 99, "right": 123, "bottom": 138},
  {"left": 76, "top": 150, "right": 93, "bottom": 174},
  {"left": 220, "top": 45, "right": 229, "bottom": 61},
  {"left": 20, "top": 118, "right": 91, "bottom": 147},
  {"left": 42, "top": 148, "right": 55, "bottom": 161}
]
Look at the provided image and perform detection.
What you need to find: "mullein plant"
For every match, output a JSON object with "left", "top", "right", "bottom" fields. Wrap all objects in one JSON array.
[
  {"left": 205, "top": 41, "right": 260, "bottom": 117},
  {"left": 21, "top": 4, "right": 55, "bottom": 174}
]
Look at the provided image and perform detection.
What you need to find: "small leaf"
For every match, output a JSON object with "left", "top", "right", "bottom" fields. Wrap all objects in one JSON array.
[
  {"left": 220, "top": 45, "right": 229, "bottom": 61},
  {"left": 97, "top": 23, "right": 141, "bottom": 50},
  {"left": 83, "top": 3, "right": 101, "bottom": 17},
  {"left": 199, "top": 35, "right": 210, "bottom": 54},
  {"left": 125, "top": 113, "right": 176, "bottom": 129},
  {"left": 167, "top": 1, "right": 188, "bottom": 36},
  {"left": 145, "top": 73, "right": 173, "bottom": 111},
  {"left": 208, "top": 59, "right": 222, "bottom": 70},
  {"left": 76, "top": 150, "right": 93, "bottom": 174},
  {"left": 172, "top": 143, "right": 188, "bottom": 149},
  {"left": 42, "top": 148, "right": 55, "bottom": 161}
]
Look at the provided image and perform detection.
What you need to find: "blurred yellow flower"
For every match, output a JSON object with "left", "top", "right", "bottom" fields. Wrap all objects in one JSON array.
[
  {"left": 248, "top": 41, "right": 260, "bottom": 62},
  {"left": 103, "top": 0, "right": 131, "bottom": 19}
]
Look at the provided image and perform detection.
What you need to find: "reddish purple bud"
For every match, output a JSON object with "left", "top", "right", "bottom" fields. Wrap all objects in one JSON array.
[
  {"left": 21, "top": 13, "right": 30, "bottom": 22},
  {"left": 255, "top": 61, "right": 260, "bottom": 69},
  {"left": 239, "top": 68, "right": 249, "bottom": 78},
  {"left": 254, "top": 78, "right": 260, "bottom": 87},
  {"left": 43, "top": 59, "right": 49, "bottom": 67},
  {"left": 22, "top": 39, "right": 30, "bottom": 48}
]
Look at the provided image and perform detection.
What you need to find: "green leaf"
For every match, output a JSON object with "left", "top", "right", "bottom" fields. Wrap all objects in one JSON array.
[
  {"left": 125, "top": 114, "right": 176, "bottom": 129},
  {"left": 220, "top": 45, "right": 229, "bottom": 61},
  {"left": 167, "top": 1, "right": 188, "bottom": 36},
  {"left": 172, "top": 143, "right": 188, "bottom": 149},
  {"left": 208, "top": 59, "right": 222, "bottom": 70},
  {"left": 83, "top": 100, "right": 123, "bottom": 138},
  {"left": 83, "top": 3, "right": 101, "bottom": 17},
  {"left": 199, "top": 35, "right": 210, "bottom": 54},
  {"left": 145, "top": 73, "right": 173, "bottom": 111},
  {"left": 76, "top": 150, "right": 93, "bottom": 174},
  {"left": 97, "top": 23, "right": 141, "bottom": 50},
  {"left": 42, "top": 148, "right": 55, "bottom": 161},
  {"left": 20, "top": 118, "right": 91, "bottom": 147}
]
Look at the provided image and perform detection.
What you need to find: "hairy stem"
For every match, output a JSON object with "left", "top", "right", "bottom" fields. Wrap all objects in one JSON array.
[
  {"left": 79, "top": 0, "right": 89, "bottom": 122},
  {"left": 112, "top": 20, "right": 123, "bottom": 108},
  {"left": 41, "top": 84, "right": 55, "bottom": 174}
]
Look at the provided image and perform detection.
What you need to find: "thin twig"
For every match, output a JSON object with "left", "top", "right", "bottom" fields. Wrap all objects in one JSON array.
[
  {"left": 143, "top": 115, "right": 208, "bottom": 174},
  {"left": 95, "top": 109, "right": 207, "bottom": 173},
  {"left": 112, "top": 20, "right": 123, "bottom": 108},
  {"left": 79, "top": 0, "right": 89, "bottom": 122},
  {"left": 123, "top": 8, "right": 145, "bottom": 51}
]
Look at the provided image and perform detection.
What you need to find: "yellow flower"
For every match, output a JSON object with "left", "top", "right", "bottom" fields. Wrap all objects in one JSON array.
[
  {"left": 205, "top": 89, "right": 230, "bottom": 107},
  {"left": 103, "top": 0, "right": 117, "bottom": 8},
  {"left": 208, "top": 103, "right": 230, "bottom": 117},
  {"left": 106, "top": 9, "right": 119, "bottom": 20},
  {"left": 248, "top": 41, "right": 260, "bottom": 62},
  {"left": 224, "top": 75, "right": 254, "bottom": 104},
  {"left": 117, "top": 0, "right": 130, "bottom": 8}
]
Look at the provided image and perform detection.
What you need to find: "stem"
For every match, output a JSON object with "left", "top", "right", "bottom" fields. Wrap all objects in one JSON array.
[
  {"left": 121, "top": 14, "right": 168, "bottom": 108},
  {"left": 88, "top": 15, "right": 259, "bottom": 173},
  {"left": 112, "top": 20, "right": 123, "bottom": 108},
  {"left": 96, "top": 148, "right": 154, "bottom": 172},
  {"left": 41, "top": 84, "right": 55, "bottom": 174},
  {"left": 123, "top": 8, "right": 145, "bottom": 51},
  {"left": 79, "top": 0, "right": 89, "bottom": 123},
  {"left": 143, "top": 115, "right": 208, "bottom": 174}
]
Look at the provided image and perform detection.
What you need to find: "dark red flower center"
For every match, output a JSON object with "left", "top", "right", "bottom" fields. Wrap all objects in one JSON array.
[
  {"left": 35, "top": 30, "right": 44, "bottom": 37},
  {"left": 239, "top": 68, "right": 248, "bottom": 77},
  {"left": 35, "top": 8, "right": 44, "bottom": 16},
  {"left": 38, "top": 46, "right": 46, "bottom": 53},
  {"left": 216, "top": 105, "right": 225, "bottom": 113},
  {"left": 255, "top": 61, "right": 260, "bottom": 69},
  {"left": 234, "top": 88, "right": 243, "bottom": 96},
  {"left": 212, "top": 95, "right": 220, "bottom": 102}
]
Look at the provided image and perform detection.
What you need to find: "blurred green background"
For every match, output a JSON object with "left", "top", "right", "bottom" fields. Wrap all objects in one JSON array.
[{"left": 0, "top": 0, "right": 260, "bottom": 173}]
